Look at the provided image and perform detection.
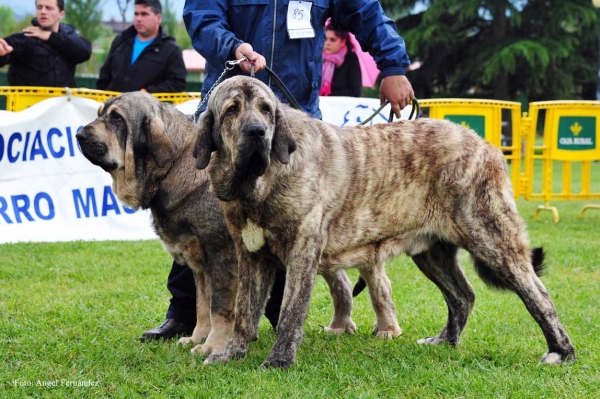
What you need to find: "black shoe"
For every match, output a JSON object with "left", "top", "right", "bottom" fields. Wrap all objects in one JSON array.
[{"left": 140, "top": 319, "right": 195, "bottom": 342}]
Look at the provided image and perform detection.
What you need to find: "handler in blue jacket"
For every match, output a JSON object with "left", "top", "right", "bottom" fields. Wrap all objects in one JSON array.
[{"left": 140, "top": 0, "right": 415, "bottom": 341}]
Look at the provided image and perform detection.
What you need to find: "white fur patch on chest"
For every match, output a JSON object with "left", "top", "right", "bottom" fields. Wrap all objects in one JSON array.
[{"left": 241, "top": 219, "right": 266, "bottom": 252}]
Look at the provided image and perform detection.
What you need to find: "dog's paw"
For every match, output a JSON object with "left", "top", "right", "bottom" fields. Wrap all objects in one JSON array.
[
  {"left": 190, "top": 343, "right": 213, "bottom": 357},
  {"left": 191, "top": 340, "right": 227, "bottom": 357},
  {"left": 204, "top": 341, "right": 247, "bottom": 364},
  {"left": 204, "top": 351, "right": 231, "bottom": 365},
  {"left": 373, "top": 323, "right": 402, "bottom": 339},
  {"left": 261, "top": 357, "right": 294, "bottom": 370},
  {"left": 417, "top": 336, "right": 445, "bottom": 345},
  {"left": 178, "top": 336, "right": 196, "bottom": 347},
  {"left": 374, "top": 328, "right": 402, "bottom": 340},
  {"left": 540, "top": 351, "right": 575, "bottom": 365},
  {"left": 191, "top": 344, "right": 206, "bottom": 356},
  {"left": 324, "top": 319, "right": 356, "bottom": 335}
]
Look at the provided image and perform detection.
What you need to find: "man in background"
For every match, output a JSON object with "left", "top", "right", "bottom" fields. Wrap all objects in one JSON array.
[
  {"left": 97, "top": 0, "right": 187, "bottom": 93},
  {"left": 0, "top": 0, "right": 92, "bottom": 87}
]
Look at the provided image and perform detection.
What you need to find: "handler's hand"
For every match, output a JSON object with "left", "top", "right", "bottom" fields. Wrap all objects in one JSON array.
[
  {"left": 0, "top": 38, "right": 13, "bottom": 56},
  {"left": 379, "top": 75, "right": 414, "bottom": 119},
  {"left": 235, "top": 43, "right": 266, "bottom": 74},
  {"left": 23, "top": 26, "right": 52, "bottom": 41}
]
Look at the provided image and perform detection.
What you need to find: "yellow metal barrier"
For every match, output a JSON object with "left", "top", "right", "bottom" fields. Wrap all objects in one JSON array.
[
  {"left": 0, "top": 86, "right": 201, "bottom": 112},
  {"left": 523, "top": 101, "right": 600, "bottom": 222},
  {"left": 0, "top": 86, "right": 120, "bottom": 111},
  {"left": 419, "top": 98, "right": 523, "bottom": 199},
  {"left": 152, "top": 92, "right": 202, "bottom": 105}
]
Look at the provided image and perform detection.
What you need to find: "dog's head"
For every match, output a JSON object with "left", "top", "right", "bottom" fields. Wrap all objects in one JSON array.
[
  {"left": 194, "top": 76, "right": 296, "bottom": 201},
  {"left": 76, "top": 92, "right": 177, "bottom": 209}
]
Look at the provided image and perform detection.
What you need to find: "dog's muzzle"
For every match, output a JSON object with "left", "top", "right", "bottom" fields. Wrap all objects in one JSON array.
[
  {"left": 76, "top": 130, "right": 118, "bottom": 172},
  {"left": 235, "top": 123, "right": 270, "bottom": 177}
]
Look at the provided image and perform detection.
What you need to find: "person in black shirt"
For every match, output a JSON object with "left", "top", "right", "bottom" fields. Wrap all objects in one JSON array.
[{"left": 0, "top": 0, "right": 92, "bottom": 87}]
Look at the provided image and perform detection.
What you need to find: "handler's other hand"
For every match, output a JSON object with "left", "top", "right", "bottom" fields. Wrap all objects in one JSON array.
[
  {"left": 22, "top": 26, "right": 52, "bottom": 41},
  {"left": 235, "top": 43, "right": 267, "bottom": 75},
  {"left": 379, "top": 75, "right": 414, "bottom": 119},
  {"left": 0, "top": 38, "right": 13, "bottom": 56}
]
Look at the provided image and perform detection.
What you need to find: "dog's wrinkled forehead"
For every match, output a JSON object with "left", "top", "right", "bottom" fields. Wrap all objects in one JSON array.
[
  {"left": 209, "top": 76, "right": 277, "bottom": 110},
  {"left": 100, "top": 91, "right": 160, "bottom": 119}
]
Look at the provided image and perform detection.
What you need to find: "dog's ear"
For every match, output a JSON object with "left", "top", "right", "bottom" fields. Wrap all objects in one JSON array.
[
  {"left": 97, "top": 103, "right": 105, "bottom": 117},
  {"left": 141, "top": 115, "right": 176, "bottom": 168},
  {"left": 194, "top": 110, "right": 216, "bottom": 170},
  {"left": 272, "top": 107, "right": 296, "bottom": 164}
]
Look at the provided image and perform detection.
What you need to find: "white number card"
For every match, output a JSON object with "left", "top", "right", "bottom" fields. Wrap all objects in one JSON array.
[{"left": 287, "top": 1, "right": 315, "bottom": 39}]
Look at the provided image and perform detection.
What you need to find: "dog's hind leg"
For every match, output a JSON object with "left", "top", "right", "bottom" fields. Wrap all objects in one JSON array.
[
  {"left": 468, "top": 242, "right": 576, "bottom": 364},
  {"left": 411, "top": 241, "right": 475, "bottom": 346},
  {"left": 322, "top": 269, "right": 357, "bottom": 335},
  {"left": 358, "top": 261, "right": 402, "bottom": 339}
]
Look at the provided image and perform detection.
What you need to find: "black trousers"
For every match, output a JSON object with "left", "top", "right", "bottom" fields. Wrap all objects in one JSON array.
[{"left": 165, "top": 261, "right": 285, "bottom": 329}]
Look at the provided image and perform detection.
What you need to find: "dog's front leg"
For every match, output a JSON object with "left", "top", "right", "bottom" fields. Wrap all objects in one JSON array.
[
  {"left": 262, "top": 231, "right": 323, "bottom": 369},
  {"left": 205, "top": 247, "right": 270, "bottom": 364}
]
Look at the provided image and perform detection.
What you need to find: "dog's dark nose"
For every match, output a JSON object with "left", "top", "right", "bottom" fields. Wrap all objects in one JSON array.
[
  {"left": 244, "top": 124, "right": 266, "bottom": 139},
  {"left": 75, "top": 130, "right": 88, "bottom": 143}
]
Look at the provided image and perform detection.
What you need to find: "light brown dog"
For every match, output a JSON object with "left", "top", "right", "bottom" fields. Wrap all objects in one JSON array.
[
  {"left": 195, "top": 76, "right": 575, "bottom": 369},
  {"left": 75, "top": 92, "right": 367, "bottom": 357}
]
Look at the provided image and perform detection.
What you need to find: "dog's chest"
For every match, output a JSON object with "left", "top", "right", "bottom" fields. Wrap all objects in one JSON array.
[{"left": 241, "top": 219, "right": 266, "bottom": 252}]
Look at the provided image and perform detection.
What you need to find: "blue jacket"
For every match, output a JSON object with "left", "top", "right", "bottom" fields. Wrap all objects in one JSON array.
[{"left": 183, "top": 0, "right": 410, "bottom": 118}]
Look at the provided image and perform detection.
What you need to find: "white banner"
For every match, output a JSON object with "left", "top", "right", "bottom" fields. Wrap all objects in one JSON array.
[
  {"left": 0, "top": 96, "right": 156, "bottom": 243},
  {"left": 0, "top": 95, "right": 414, "bottom": 243}
]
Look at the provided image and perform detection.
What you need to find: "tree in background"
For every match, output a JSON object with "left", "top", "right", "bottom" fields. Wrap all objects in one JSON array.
[
  {"left": 378, "top": 0, "right": 416, "bottom": 21},
  {"left": 173, "top": 20, "right": 192, "bottom": 49},
  {"left": 399, "top": 0, "right": 599, "bottom": 102},
  {"left": 162, "top": 0, "right": 177, "bottom": 36},
  {"left": 0, "top": 6, "right": 18, "bottom": 38},
  {"left": 65, "top": 0, "right": 105, "bottom": 43},
  {"left": 116, "top": 0, "right": 133, "bottom": 31}
]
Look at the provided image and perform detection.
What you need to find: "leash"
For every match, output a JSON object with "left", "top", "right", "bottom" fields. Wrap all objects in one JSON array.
[
  {"left": 193, "top": 57, "right": 248, "bottom": 122},
  {"left": 194, "top": 56, "right": 419, "bottom": 124},
  {"left": 193, "top": 56, "right": 302, "bottom": 122},
  {"left": 358, "top": 98, "right": 420, "bottom": 125}
]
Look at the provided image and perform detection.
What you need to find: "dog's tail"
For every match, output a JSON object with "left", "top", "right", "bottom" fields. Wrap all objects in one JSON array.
[
  {"left": 473, "top": 247, "right": 546, "bottom": 290},
  {"left": 352, "top": 276, "right": 367, "bottom": 297}
]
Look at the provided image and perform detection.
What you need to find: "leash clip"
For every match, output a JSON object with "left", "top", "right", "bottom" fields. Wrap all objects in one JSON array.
[{"left": 225, "top": 56, "right": 249, "bottom": 70}]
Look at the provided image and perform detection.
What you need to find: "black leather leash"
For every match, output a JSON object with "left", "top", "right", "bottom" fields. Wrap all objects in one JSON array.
[
  {"left": 263, "top": 66, "right": 303, "bottom": 111},
  {"left": 261, "top": 64, "right": 420, "bottom": 123}
]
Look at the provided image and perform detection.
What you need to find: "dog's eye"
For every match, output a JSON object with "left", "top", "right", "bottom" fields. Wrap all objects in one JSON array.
[
  {"left": 110, "top": 111, "right": 124, "bottom": 123},
  {"left": 261, "top": 104, "right": 272, "bottom": 115},
  {"left": 225, "top": 104, "right": 239, "bottom": 116}
]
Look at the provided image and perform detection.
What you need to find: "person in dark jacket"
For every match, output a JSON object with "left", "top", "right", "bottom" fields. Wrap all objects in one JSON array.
[
  {"left": 96, "top": 0, "right": 186, "bottom": 93},
  {"left": 320, "top": 24, "right": 362, "bottom": 97},
  {"left": 0, "top": 0, "right": 92, "bottom": 87}
]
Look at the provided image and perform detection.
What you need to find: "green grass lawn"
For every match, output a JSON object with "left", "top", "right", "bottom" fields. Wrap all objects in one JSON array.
[{"left": 1, "top": 200, "right": 599, "bottom": 398}]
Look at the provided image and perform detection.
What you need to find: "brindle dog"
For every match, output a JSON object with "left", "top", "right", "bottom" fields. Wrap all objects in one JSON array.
[
  {"left": 194, "top": 76, "right": 575, "bottom": 369},
  {"left": 75, "top": 92, "right": 368, "bottom": 356}
]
